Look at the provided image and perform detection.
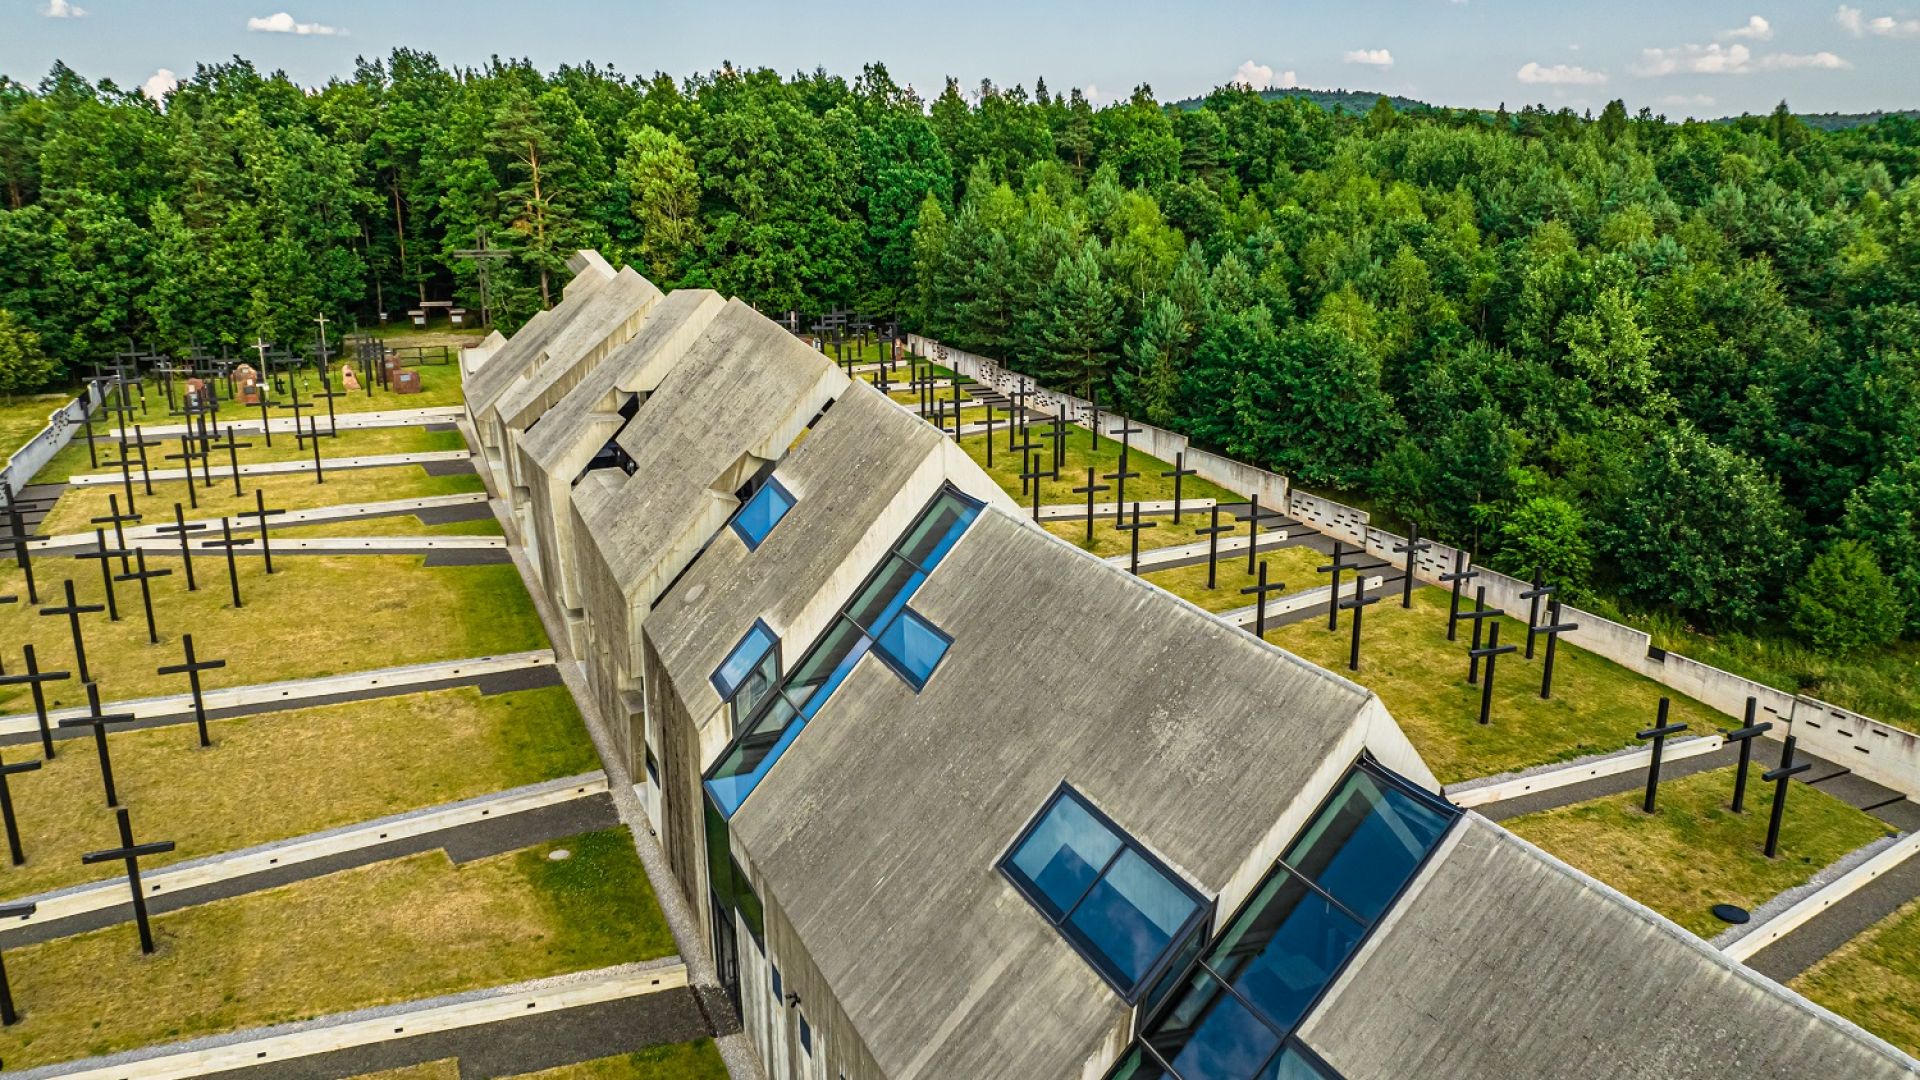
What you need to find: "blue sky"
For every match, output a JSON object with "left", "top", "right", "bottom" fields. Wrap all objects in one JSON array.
[{"left": 4, "top": 1, "right": 1916, "bottom": 117}]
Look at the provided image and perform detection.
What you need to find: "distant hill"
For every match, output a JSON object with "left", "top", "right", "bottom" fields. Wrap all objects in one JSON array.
[
  {"left": 1779, "top": 109, "right": 1920, "bottom": 131},
  {"left": 1167, "top": 87, "right": 1434, "bottom": 114}
]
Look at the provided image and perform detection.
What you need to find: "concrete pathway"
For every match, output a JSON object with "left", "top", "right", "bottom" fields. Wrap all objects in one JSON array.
[
  {"left": 69, "top": 450, "right": 473, "bottom": 486},
  {"left": 1040, "top": 499, "right": 1220, "bottom": 521},
  {"left": 1107, "top": 530, "right": 1297, "bottom": 574},
  {"left": 1214, "top": 575, "right": 1387, "bottom": 632}
]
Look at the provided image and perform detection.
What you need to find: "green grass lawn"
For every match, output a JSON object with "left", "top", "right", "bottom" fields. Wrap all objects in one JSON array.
[
  {"left": 37, "top": 464, "right": 485, "bottom": 535},
  {"left": 0, "top": 685, "right": 597, "bottom": 901},
  {"left": 354, "top": 1042, "right": 729, "bottom": 1080},
  {"left": 1505, "top": 764, "right": 1894, "bottom": 936},
  {"left": 1145, "top": 544, "right": 1334, "bottom": 613},
  {"left": 0, "top": 552, "right": 546, "bottom": 708},
  {"left": 1796, "top": 895, "right": 1920, "bottom": 1057},
  {"left": 271, "top": 514, "right": 503, "bottom": 539},
  {"left": 958, "top": 432, "right": 1241, "bottom": 508},
  {"left": 38, "top": 424, "right": 467, "bottom": 486},
  {"left": 1043, "top": 513, "right": 1184, "bottom": 559},
  {"left": 0, "top": 828, "right": 672, "bottom": 1070},
  {"left": 0, "top": 392, "right": 79, "bottom": 462},
  {"left": 1265, "top": 589, "right": 1726, "bottom": 784}
]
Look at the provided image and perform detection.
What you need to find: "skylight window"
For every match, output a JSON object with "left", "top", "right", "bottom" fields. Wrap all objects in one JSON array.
[
  {"left": 731, "top": 477, "right": 794, "bottom": 550},
  {"left": 712, "top": 620, "right": 779, "bottom": 725},
  {"left": 1001, "top": 786, "right": 1209, "bottom": 1000}
]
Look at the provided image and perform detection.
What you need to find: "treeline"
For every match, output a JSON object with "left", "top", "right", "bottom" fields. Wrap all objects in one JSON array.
[{"left": 0, "top": 53, "right": 1917, "bottom": 653}]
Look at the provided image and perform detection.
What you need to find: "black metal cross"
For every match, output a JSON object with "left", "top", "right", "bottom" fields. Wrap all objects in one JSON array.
[
  {"left": 1535, "top": 600, "right": 1580, "bottom": 699},
  {"left": 1392, "top": 524, "right": 1432, "bottom": 609},
  {"left": 91, "top": 493, "right": 142, "bottom": 575},
  {"left": 1018, "top": 453, "right": 1048, "bottom": 522},
  {"left": 313, "top": 370, "right": 344, "bottom": 437},
  {"left": 156, "top": 502, "right": 207, "bottom": 591},
  {"left": 1194, "top": 505, "right": 1236, "bottom": 591},
  {"left": 59, "top": 682, "right": 137, "bottom": 807},
  {"left": 0, "top": 742, "right": 40, "bottom": 865},
  {"left": 1440, "top": 551, "right": 1478, "bottom": 643},
  {"left": 0, "top": 644, "right": 69, "bottom": 758},
  {"left": 241, "top": 489, "right": 286, "bottom": 575},
  {"left": 0, "top": 899, "right": 34, "bottom": 1024},
  {"left": 1238, "top": 494, "right": 1291, "bottom": 575},
  {"left": 1521, "top": 570, "right": 1557, "bottom": 660},
  {"left": 279, "top": 382, "right": 315, "bottom": 451},
  {"left": 164, "top": 433, "right": 206, "bottom": 510},
  {"left": 75, "top": 529, "right": 130, "bottom": 621},
  {"left": 119, "top": 425, "right": 162, "bottom": 497},
  {"left": 1469, "top": 622, "right": 1518, "bottom": 726},
  {"left": 81, "top": 806, "right": 175, "bottom": 954},
  {"left": 115, "top": 549, "right": 172, "bottom": 644},
  {"left": 1009, "top": 433, "right": 1043, "bottom": 497},
  {"left": 1340, "top": 573, "right": 1383, "bottom": 672},
  {"left": 1116, "top": 502, "right": 1158, "bottom": 575},
  {"left": 1161, "top": 453, "right": 1197, "bottom": 523},
  {"left": 209, "top": 425, "right": 254, "bottom": 498},
  {"left": 1071, "top": 468, "right": 1110, "bottom": 546},
  {"left": 981, "top": 409, "right": 995, "bottom": 467},
  {"left": 157, "top": 633, "right": 226, "bottom": 748},
  {"left": 1458, "top": 587, "right": 1507, "bottom": 685},
  {"left": 1241, "top": 561, "right": 1290, "bottom": 638},
  {"left": 1637, "top": 698, "right": 1689, "bottom": 813},
  {"left": 40, "top": 579, "right": 103, "bottom": 683},
  {"left": 1764, "top": 734, "right": 1813, "bottom": 858},
  {"left": 95, "top": 445, "right": 141, "bottom": 520},
  {"left": 0, "top": 492, "right": 39, "bottom": 604},
  {"left": 307, "top": 415, "right": 327, "bottom": 483},
  {"left": 201, "top": 517, "right": 251, "bottom": 607},
  {"left": 1317, "top": 542, "right": 1357, "bottom": 630},
  {"left": 1038, "top": 420, "right": 1066, "bottom": 479},
  {"left": 1724, "top": 697, "right": 1774, "bottom": 814},
  {"left": 1105, "top": 423, "right": 1143, "bottom": 519}
]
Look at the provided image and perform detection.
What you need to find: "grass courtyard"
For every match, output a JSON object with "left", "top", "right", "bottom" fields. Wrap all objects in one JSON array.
[
  {"left": 1265, "top": 588, "right": 1726, "bottom": 783},
  {"left": 39, "top": 423, "right": 467, "bottom": 487},
  {"left": 0, "top": 685, "right": 596, "bottom": 900},
  {"left": 0, "top": 552, "right": 545, "bottom": 708},
  {"left": 36, "top": 463, "right": 486, "bottom": 536},
  {"left": 0, "top": 828, "right": 672, "bottom": 1070},
  {"left": 1796, "top": 896, "right": 1920, "bottom": 1057},
  {"left": 958, "top": 431, "right": 1241, "bottom": 507},
  {"left": 271, "top": 513, "right": 503, "bottom": 539},
  {"left": 0, "top": 392, "right": 79, "bottom": 462},
  {"left": 1145, "top": 543, "right": 1334, "bottom": 614},
  {"left": 1505, "top": 764, "right": 1894, "bottom": 936},
  {"left": 357, "top": 1043, "right": 730, "bottom": 1080}
]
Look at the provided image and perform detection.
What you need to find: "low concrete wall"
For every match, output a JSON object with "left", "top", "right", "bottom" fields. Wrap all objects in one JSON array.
[
  {"left": 910, "top": 334, "right": 1920, "bottom": 798},
  {"left": 1, "top": 382, "right": 105, "bottom": 497}
]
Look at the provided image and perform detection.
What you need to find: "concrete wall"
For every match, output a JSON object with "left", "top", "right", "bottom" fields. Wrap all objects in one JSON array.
[
  {"left": 910, "top": 334, "right": 1920, "bottom": 799},
  {"left": 1, "top": 382, "right": 104, "bottom": 497}
]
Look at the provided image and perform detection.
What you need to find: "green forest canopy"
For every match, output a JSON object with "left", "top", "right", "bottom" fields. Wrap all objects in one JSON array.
[{"left": 2, "top": 53, "right": 1919, "bottom": 663}]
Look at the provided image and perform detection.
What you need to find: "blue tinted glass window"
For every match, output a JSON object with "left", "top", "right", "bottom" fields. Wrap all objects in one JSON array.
[
  {"left": 1003, "top": 787, "right": 1207, "bottom": 999},
  {"left": 731, "top": 478, "right": 794, "bottom": 550},
  {"left": 800, "top": 1013, "right": 813, "bottom": 1054},
  {"left": 1145, "top": 969, "right": 1282, "bottom": 1079},
  {"left": 1282, "top": 770, "right": 1452, "bottom": 924},
  {"left": 712, "top": 621, "right": 778, "bottom": 697},
  {"left": 873, "top": 608, "right": 951, "bottom": 689},
  {"left": 771, "top": 963, "right": 782, "bottom": 1002},
  {"left": 1260, "top": 1046, "right": 1336, "bottom": 1080},
  {"left": 1206, "top": 872, "right": 1364, "bottom": 1033},
  {"left": 845, "top": 555, "right": 924, "bottom": 632}
]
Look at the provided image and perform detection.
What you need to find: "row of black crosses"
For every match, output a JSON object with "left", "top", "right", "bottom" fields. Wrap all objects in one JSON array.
[{"left": 1638, "top": 695, "right": 1812, "bottom": 861}]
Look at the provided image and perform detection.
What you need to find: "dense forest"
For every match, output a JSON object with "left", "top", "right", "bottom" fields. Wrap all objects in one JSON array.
[{"left": 1, "top": 52, "right": 1918, "bottom": 680}]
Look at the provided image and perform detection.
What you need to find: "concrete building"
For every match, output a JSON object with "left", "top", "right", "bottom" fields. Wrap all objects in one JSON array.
[{"left": 467, "top": 254, "right": 1920, "bottom": 1080}]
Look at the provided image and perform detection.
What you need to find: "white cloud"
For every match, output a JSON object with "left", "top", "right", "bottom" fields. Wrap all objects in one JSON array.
[
  {"left": 1662, "top": 93, "right": 1717, "bottom": 106},
  {"left": 1233, "top": 61, "right": 1300, "bottom": 91},
  {"left": 1342, "top": 48, "right": 1395, "bottom": 68},
  {"left": 1759, "top": 50, "right": 1853, "bottom": 69},
  {"left": 1517, "top": 61, "right": 1607, "bottom": 85},
  {"left": 1836, "top": 5, "right": 1920, "bottom": 35},
  {"left": 1721, "top": 15, "right": 1773, "bottom": 40},
  {"left": 41, "top": 0, "right": 86, "bottom": 17},
  {"left": 246, "top": 11, "right": 345, "bottom": 35},
  {"left": 1634, "top": 42, "right": 1752, "bottom": 75},
  {"left": 141, "top": 69, "right": 178, "bottom": 102}
]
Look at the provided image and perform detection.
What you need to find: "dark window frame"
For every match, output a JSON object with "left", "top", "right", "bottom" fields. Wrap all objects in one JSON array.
[
  {"left": 730, "top": 475, "right": 796, "bottom": 551},
  {"left": 711, "top": 618, "right": 781, "bottom": 700},
  {"left": 868, "top": 606, "right": 953, "bottom": 691},
  {"left": 999, "top": 783, "right": 1214, "bottom": 1003}
]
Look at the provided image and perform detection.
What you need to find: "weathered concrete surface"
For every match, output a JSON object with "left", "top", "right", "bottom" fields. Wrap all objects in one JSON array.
[
  {"left": 730, "top": 509, "right": 1430, "bottom": 1080},
  {"left": 465, "top": 251, "right": 617, "bottom": 426},
  {"left": 1298, "top": 816, "right": 1920, "bottom": 1079}
]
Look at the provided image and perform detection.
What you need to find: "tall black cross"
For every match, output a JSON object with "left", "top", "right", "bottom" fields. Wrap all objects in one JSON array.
[
  {"left": 164, "top": 433, "right": 206, "bottom": 510},
  {"left": 75, "top": 529, "right": 129, "bottom": 621},
  {"left": 81, "top": 806, "right": 175, "bottom": 954},
  {"left": 1724, "top": 697, "right": 1774, "bottom": 814},
  {"left": 1469, "top": 622, "right": 1518, "bottom": 726},
  {"left": 116, "top": 549, "right": 172, "bottom": 644},
  {"left": 156, "top": 502, "right": 207, "bottom": 591},
  {"left": 1241, "top": 561, "right": 1290, "bottom": 638},
  {"left": 981, "top": 409, "right": 996, "bottom": 467},
  {"left": 1038, "top": 419, "right": 1066, "bottom": 479},
  {"left": 1458, "top": 587, "right": 1507, "bottom": 685},
  {"left": 1117, "top": 502, "right": 1158, "bottom": 575},
  {"left": 91, "top": 493, "right": 142, "bottom": 575},
  {"left": 1194, "top": 505, "right": 1235, "bottom": 591},
  {"left": 1087, "top": 391, "right": 1102, "bottom": 452},
  {"left": 1105, "top": 423, "right": 1144, "bottom": 521},
  {"left": 202, "top": 517, "right": 251, "bottom": 607},
  {"left": 279, "top": 381, "right": 315, "bottom": 452},
  {"left": 157, "top": 633, "right": 226, "bottom": 748},
  {"left": 59, "top": 682, "right": 136, "bottom": 807},
  {"left": 1340, "top": 572, "right": 1383, "bottom": 672},
  {"left": 1392, "top": 524, "right": 1431, "bottom": 609},
  {"left": 209, "top": 426, "right": 254, "bottom": 498},
  {"left": 1440, "top": 551, "right": 1478, "bottom": 643},
  {"left": 307, "top": 415, "right": 326, "bottom": 483},
  {"left": 1637, "top": 698, "right": 1689, "bottom": 813},
  {"left": 80, "top": 395, "right": 101, "bottom": 468},
  {"left": 1161, "top": 453, "right": 1197, "bottom": 523},
  {"left": 1317, "top": 542, "right": 1357, "bottom": 631},
  {"left": 0, "top": 494, "right": 39, "bottom": 604},
  {"left": 313, "top": 370, "right": 344, "bottom": 437},
  {"left": 40, "top": 579, "right": 103, "bottom": 683},
  {"left": 1520, "top": 570, "right": 1556, "bottom": 660},
  {"left": 1009, "top": 432, "right": 1043, "bottom": 497},
  {"left": 1071, "top": 468, "right": 1110, "bottom": 546},
  {"left": 0, "top": 899, "right": 36, "bottom": 1024},
  {"left": 1237, "top": 494, "right": 1290, "bottom": 574},
  {"left": 1535, "top": 600, "right": 1580, "bottom": 699},
  {"left": 0, "top": 742, "right": 41, "bottom": 865},
  {"left": 1764, "top": 734, "right": 1813, "bottom": 858},
  {"left": 0, "top": 644, "right": 69, "bottom": 758},
  {"left": 241, "top": 489, "right": 286, "bottom": 575},
  {"left": 1018, "top": 453, "right": 1048, "bottom": 522},
  {"left": 95, "top": 442, "right": 141, "bottom": 519},
  {"left": 120, "top": 425, "right": 162, "bottom": 497}
]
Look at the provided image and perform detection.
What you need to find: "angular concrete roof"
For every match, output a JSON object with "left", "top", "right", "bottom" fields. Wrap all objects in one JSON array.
[
  {"left": 489, "top": 266, "right": 662, "bottom": 438},
  {"left": 577, "top": 298, "right": 848, "bottom": 607},
  {"left": 730, "top": 509, "right": 1430, "bottom": 1079},
  {"left": 1298, "top": 815, "right": 1920, "bottom": 1079},
  {"left": 464, "top": 251, "right": 618, "bottom": 421}
]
